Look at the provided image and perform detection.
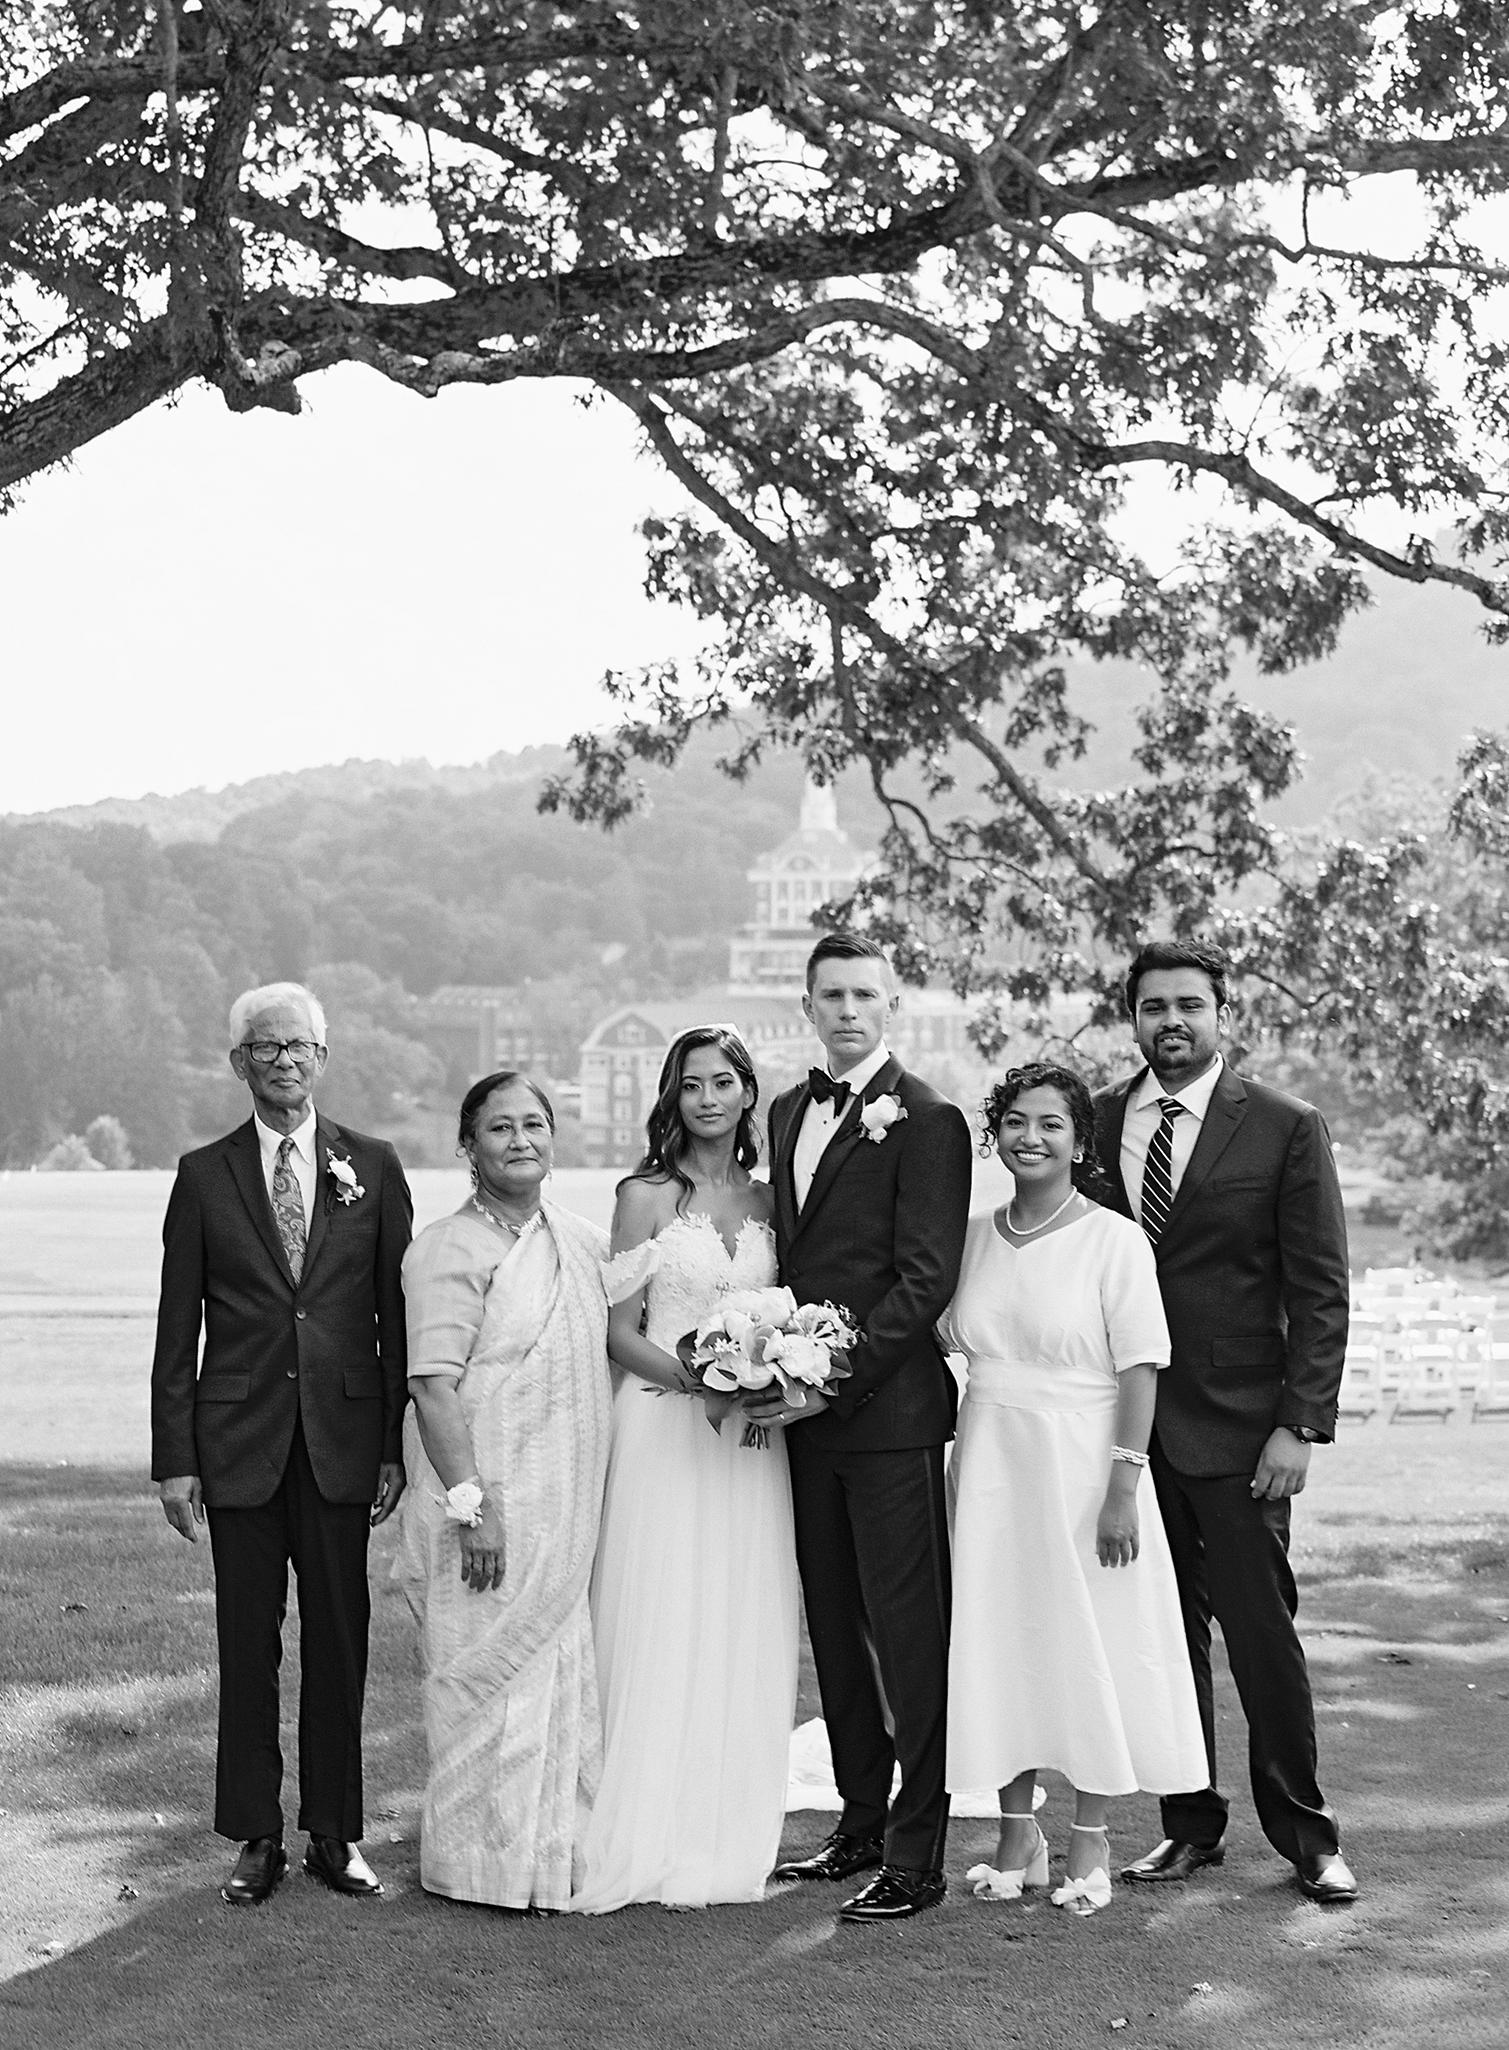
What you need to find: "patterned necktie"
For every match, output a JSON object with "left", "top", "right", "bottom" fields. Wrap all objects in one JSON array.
[
  {"left": 807, "top": 1068, "right": 851, "bottom": 1112},
  {"left": 1139, "top": 1097, "right": 1184, "bottom": 1245},
  {"left": 272, "top": 1136, "right": 306, "bottom": 1282}
]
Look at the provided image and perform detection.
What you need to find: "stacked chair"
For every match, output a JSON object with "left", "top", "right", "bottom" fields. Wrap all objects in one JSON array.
[{"left": 1339, "top": 1269, "right": 1505, "bottom": 1424}]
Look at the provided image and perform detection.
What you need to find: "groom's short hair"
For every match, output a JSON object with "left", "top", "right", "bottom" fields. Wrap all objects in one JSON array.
[{"left": 805, "top": 930, "right": 892, "bottom": 989}]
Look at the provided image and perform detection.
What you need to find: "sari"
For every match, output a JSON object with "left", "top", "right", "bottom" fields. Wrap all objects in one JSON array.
[{"left": 394, "top": 1204, "right": 612, "bottom": 1908}]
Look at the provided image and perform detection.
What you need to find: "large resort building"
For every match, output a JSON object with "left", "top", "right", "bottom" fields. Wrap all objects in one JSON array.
[{"left": 577, "top": 781, "right": 974, "bottom": 1168}]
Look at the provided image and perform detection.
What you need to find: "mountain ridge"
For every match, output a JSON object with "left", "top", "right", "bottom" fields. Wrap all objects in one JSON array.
[{"left": 9, "top": 566, "right": 1504, "bottom": 840}]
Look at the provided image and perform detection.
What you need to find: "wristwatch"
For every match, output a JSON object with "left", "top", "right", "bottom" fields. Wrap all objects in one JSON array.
[{"left": 1291, "top": 1426, "right": 1325, "bottom": 1444}]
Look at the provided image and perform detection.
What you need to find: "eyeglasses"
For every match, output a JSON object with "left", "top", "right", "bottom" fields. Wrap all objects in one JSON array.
[{"left": 242, "top": 1038, "right": 323, "bottom": 1065}]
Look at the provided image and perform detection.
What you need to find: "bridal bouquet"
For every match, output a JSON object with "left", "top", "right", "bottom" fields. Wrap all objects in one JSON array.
[{"left": 679, "top": 1286, "right": 860, "bottom": 1447}]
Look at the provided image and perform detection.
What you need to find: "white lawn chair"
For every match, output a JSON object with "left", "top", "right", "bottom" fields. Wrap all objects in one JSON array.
[
  {"left": 1470, "top": 1354, "right": 1509, "bottom": 1422},
  {"left": 1419, "top": 1314, "right": 1468, "bottom": 1348},
  {"left": 1363, "top": 1267, "right": 1420, "bottom": 1292},
  {"left": 1389, "top": 1345, "right": 1458, "bottom": 1423},
  {"left": 1455, "top": 1295, "right": 1499, "bottom": 1330}
]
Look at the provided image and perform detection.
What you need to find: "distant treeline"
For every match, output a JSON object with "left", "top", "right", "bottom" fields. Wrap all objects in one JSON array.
[{"left": 0, "top": 742, "right": 882, "bottom": 1167}]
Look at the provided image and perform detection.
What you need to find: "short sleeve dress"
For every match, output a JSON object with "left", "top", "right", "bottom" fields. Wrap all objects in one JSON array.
[{"left": 940, "top": 1203, "right": 1207, "bottom": 1797}]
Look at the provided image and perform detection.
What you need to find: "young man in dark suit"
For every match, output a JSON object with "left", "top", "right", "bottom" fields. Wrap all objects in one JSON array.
[
  {"left": 1094, "top": 939, "right": 1358, "bottom": 1904},
  {"left": 151, "top": 981, "right": 412, "bottom": 1906},
  {"left": 758, "top": 932, "right": 972, "bottom": 1922}
]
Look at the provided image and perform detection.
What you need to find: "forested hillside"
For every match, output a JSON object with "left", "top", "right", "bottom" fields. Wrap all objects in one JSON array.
[
  {"left": 0, "top": 740, "right": 882, "bottom": 1166},
  {"left": 2, "top": 587, "right": 1501, "bottom": 1174}
]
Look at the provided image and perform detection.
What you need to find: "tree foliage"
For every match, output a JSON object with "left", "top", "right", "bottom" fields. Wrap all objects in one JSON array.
[
  {"left": 0, "top": 746, "right": 832, "bottom": 1162},
  {"left": 6, "top": 2, "right": 1509, "bottom": 1166}
]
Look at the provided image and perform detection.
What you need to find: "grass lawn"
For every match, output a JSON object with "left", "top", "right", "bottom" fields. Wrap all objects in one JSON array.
[{"left": 2, "top": 1174, "right": 1506, "bottom": 2048}]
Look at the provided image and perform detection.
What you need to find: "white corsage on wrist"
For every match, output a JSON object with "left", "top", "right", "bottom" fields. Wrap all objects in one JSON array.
[
  {"left": 327, "top": 1152, "right": 365, "bottom": 1205},
  {"left": 858, "top": 1093, "right": 908, "bottom": 1144},
  {"left": 444, "top": 1480, "right": 485, "bottom": 1527}
]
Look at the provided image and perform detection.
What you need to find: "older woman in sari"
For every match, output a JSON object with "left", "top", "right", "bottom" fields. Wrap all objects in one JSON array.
[{"left": 394, "top": 1071, "right": 612, "bottom": 1910}]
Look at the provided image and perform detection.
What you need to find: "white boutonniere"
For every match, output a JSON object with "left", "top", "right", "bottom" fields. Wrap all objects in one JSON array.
[
  {"left": 327, "top": 1151, "right": 365, "bottom": 1204},
  {"left": 859, "top": 1093, "right": 908, "bottom": 1144}
]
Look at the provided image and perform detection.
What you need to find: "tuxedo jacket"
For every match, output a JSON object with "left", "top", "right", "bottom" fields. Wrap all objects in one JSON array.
[
  {"left": 1094, "top": 1063, "right": 1349, "bottom": 1477},
  {"left": 150, "top": 1114, "right": 413, "bottom": 1508},
  {"left": 768, "top": 1056, "right": 972, "bottom": 1453}
]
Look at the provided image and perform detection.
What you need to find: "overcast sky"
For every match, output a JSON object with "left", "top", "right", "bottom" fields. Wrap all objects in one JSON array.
[{"left": 0, "top": 371, "right": 704, "bottom": 814}]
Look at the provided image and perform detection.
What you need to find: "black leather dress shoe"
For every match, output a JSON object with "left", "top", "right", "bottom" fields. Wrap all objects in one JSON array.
[
  {"left": 304, "top": 1835, "right": 383, "bottom": 1896},
  {"left": 1295, "top": 1852, "right": 1359, "bottom": 1904},
  {"left": 221, "top": 1836, "right": 288, "bottom": 1906},
  {"left": 771, "top": 1829, "right": 886, "bottom": 1884},
  {"left": 838, "top": 1866, "right": 946, "bottom": 1922},
  {"left": 1120, "top": 1837, "right": 1226, "bottom": 1883}
]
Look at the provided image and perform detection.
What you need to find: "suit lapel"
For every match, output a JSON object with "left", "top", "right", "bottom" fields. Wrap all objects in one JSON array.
[
  {"left": 225, "top": 1119, "right": 296, "bottom": 1284},
  {"left": 1161, "top": 1063, "right": 1246, "bottom": 1241},
  {"left": 1099, "top": 1077, "right": 1136, "bottom": 1213},
  {"left": 792, "top": 1055, "right": 903, "bottom": 1242},
  {"left": 772, "top": 1090, "right": 806, "bottom": 1250},
  {"left": 304, "top": 1115, "right": 342, "bottom": 1274}
]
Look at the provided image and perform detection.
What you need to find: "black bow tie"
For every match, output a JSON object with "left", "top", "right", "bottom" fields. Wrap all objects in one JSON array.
[{"left": 808, "top": 1069, "right": 851, "bottom": 1111}]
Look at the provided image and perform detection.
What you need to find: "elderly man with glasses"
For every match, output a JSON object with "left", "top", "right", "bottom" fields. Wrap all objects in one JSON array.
[{"left": 151, "top": 981, "right": 412, "bottom": 1906}]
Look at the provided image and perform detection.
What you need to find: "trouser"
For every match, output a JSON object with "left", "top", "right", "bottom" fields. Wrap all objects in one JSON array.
[
  {"left": 1152, "top": 1444, "right": 1340, "bottom": 1863},
  {"left": 787, "top": 1439, "right": 951, "bottom": 1873},
  {"left": 206, "top": 1417, "right": 372, "bottom": 1843}
]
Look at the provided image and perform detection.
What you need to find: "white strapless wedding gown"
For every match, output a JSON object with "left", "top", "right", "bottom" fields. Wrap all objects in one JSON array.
[{"left": 572, "top": 1214, "right": 800, "bottom": 1911}]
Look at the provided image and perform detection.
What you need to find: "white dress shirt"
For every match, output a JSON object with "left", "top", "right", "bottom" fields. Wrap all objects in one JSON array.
[
  {"left": 1119, "top": 1056, "right": 1225, "bottom": 1223},
  {"left": 793, "top": 1041, "right": 893, "bottom": 1209},
  {"left": 254, "top": 1107, "right": 318, "bottom": 1229}
]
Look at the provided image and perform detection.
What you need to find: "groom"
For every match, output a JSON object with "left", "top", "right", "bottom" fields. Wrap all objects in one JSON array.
[{"left": 760, "top": 932, "right": 972, "bottom": 1922}]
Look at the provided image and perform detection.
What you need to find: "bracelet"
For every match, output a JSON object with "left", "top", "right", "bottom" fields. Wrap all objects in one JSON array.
[
  {"left": 1110, "top": 1445, "right": 1149, "bottom": 1467},
  {"left": 444, "top": 1478, "right": 485, "bottom": 1527}
]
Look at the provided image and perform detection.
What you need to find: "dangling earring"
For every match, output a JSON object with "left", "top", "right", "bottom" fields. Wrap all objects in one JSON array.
[{"left": 467, "top": 1155, "right": 479, "bottom": 1193}]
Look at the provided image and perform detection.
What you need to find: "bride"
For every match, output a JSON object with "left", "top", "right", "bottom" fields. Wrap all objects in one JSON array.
[{"left": 572, "top": 1025, "right": 800, "bottom": 1911}]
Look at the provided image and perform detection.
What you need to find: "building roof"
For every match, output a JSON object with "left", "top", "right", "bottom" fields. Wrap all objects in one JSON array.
[{"left": 747, "top": 776, "right": 874, "bottom": 877}]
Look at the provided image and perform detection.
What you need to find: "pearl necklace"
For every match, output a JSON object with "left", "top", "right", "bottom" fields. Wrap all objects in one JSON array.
[
  {"left": 1003, "top": 1187, "right": 1079, "bottom": 1237},
  {"left": 471, "top": 1194, "right": 544, "bottom": 1240}
]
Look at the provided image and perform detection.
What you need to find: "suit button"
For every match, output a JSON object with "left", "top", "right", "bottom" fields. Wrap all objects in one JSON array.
[
  {"left": 285, "top": 1369, "right": 297, "bottom": 1379},
  {"left": 295, "top": 1309, "right": 307, "bottom": 1321}
]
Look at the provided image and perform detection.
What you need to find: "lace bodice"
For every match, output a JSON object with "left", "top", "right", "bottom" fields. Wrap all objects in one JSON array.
[{"left": 602, "top": 1212, "right": 778, "bottom": 1351}]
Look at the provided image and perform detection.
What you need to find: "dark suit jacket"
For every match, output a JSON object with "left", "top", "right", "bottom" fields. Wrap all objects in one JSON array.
[
  {"left": 1094, "top": 1063, "right": 1349, "bottom": 1476},
  {"left": 150, "top": 1114, "right": 412, "bottom": 1508},
  {"left": 769, "top": 1057, "right": 972, "bottom": 1452}
]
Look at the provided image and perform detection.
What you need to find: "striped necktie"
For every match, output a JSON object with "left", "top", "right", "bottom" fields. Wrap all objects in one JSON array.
[
  {"left": 1140, "top": 1097, "right": 1184, "bottom": 1245},
  {"left": 272, "top": 1136, "right": 307, "bottom": 1282}
]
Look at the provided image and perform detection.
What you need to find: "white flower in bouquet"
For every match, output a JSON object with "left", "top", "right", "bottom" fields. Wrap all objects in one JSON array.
[
  {"left": 763, "top": 1331, "right": 833, "bottom": 1386},
  {"left": 789, "top": 1300, "right": 855, "bottom": 1348},
  {"left": 719, "top": 1284, "right": 798, "bottom": 1325},
  {"left": 701, "top": 1345, "right": 780, "bottom": 1394}
]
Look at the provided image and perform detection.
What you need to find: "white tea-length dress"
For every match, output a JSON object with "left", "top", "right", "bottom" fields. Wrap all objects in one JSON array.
[
  {"left": 572, "top": 1213, "right": 800, "bottom": 1911},
  {"left": 941, "top": 1204, "right": 1207, "bottom": 1797}
]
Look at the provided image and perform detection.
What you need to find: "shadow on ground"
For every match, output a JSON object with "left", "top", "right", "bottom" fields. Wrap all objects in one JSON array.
[{"left": 3, "top": 1465, "right": 1507, "bottom": 2050}]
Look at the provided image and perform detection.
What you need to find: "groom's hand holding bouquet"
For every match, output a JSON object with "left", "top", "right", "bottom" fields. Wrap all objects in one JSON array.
[{"left": 678, "top": 1286, "right": 858, "bottom": 1447}]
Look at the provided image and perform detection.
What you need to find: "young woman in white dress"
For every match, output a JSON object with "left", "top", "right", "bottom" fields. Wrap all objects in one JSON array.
[
  {"left": 940, "top": 1063, "right": 1207, "bottom": 1916},
  {"left": 572, "top": 1026, "right": 800, "bottom": 1912}
]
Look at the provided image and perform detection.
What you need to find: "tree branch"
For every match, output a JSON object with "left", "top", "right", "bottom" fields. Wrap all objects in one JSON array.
[
  {"left": 604, "top": 379, "right": 1116, "bottom": 893},
  {"left": 1, "top": 21, "right": 708, "bottom": 146},
  {"left": 235, "top": 189, "right": 461, "bottom": 285},
  {"left": 1089, "top": 436, "right": 1509, "bottom": 613}
]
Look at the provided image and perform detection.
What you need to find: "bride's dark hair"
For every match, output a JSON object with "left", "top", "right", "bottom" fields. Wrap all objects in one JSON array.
[{"left": 623, "top": 1025, "right": 761, "bottom": 1209}]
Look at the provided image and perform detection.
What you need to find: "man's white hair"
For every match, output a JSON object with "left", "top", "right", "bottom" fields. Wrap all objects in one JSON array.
[{"left": 229, "top": 982, "right": 328, "bottom": 1048}]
